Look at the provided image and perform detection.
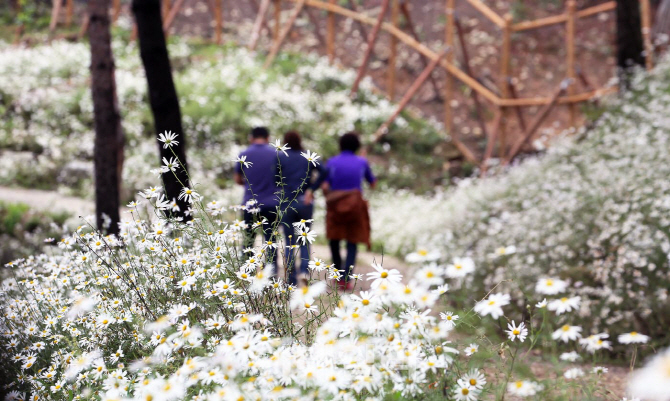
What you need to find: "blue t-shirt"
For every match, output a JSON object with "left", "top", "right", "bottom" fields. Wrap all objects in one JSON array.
[
  {"left": 324, "top": 151, "right": 376, "bottom": 191},
  {"left": 277, "top": 149, "right": 325, "bottom": 203},
  {"left": 235, "top": 143, "right": 279, "bottom": 207}
]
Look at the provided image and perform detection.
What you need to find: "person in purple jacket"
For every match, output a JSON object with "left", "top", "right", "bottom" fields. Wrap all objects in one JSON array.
[
  {"left": 307, "top": 132, "right": 376, "bottom": 291},
  {"left": 234, "top": 127, "right": 280, "bottom": 267}
]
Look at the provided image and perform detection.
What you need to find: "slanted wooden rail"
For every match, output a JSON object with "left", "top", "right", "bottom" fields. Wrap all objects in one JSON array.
[{"left": 39, "top": 0, "right": 654, "bottom": 167}]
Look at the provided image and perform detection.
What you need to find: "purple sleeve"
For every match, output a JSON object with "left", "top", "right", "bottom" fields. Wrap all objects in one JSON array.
[{"left": 364, "top": 160, "right": 376, "bottom": 184}]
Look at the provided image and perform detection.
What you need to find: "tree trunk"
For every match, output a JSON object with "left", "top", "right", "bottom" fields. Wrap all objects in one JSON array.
[
  {"left": 132, "top": 0, "right": 191, "bottom": 220},
  {"left": 616, "top": 0, "right": 645, "bottom": 83},
  {"left": 89, "top": 0, "right": 124, "bottom": 234}
]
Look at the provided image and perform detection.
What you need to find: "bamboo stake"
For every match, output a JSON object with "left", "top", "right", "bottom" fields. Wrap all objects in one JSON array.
[
  {"left": 263, "top": 0, "right": 307, "bottom": 68},
  {"left": 50, "top": 0, "right": 63, "bottom": 32},
  {"left": 512, "top": 1, "right": 616, "bottom": 32},
  {"left": 497, "top": 13, "right": 512, "bottom": 158},
  {"left": 455, "top": 16, "right": 489, "bottom": 140},
  {"left": 13, "top": 0, "right": 23, "bottom": 44},
  {"left": 566, "top": 0, "right": 577, "bottom": 127},
  {"left": 400, "top": 1, "right": 442, "bottom": 100},
  {"left": 78, "top": 13, "right": 90, "bottom": 40},
  {"left": 112, "top": 0, "right": 122, "bottom": 23},
  {"left": 249, "top": 0, "right": 272, "bottom": 50},
  {"left": 444, "top": 0, "right": 455, "bottom": 135},
  {"left": 250, "top": 0, "right": 276, "bottom": 40},
  {"left": 387, "top": 0, "right": 400, "bottom": 100},
  {"left": 214, "top": 0, "right": 223, "bottom": 44},
  {"left": 507, "top": 79, "right": 526, "bottom": 132},
  {"left": 163, "top": 0, "right": 187, "bottom": 37},
  {"left": 375, "top": 51, "right": 449, "bottom": 141},
  {"left": 273, "top": 0, "right": 281, "bottom": 41},
  {"left": 641, "top": 0, "right": 653, "bottom": 70},
  {"left": 350, "top": 0, "right": 391, "bottom": 98},
  {"left": 505, "top": 80, "right": 569, "bottom": 164},
  {"left": 162, "top": 0, "right": 171, "bottom": 20},
  {"left": 481, "top": 111, "right": 502, "bottom": 173},
  {"left": 65, "top": 0, "right": 74, "bottom": 27},
  {"left": 285, "top": 0, "right": 501, "bottom": 104},
  {"left": 327, "top": 0, "right": 336, "bottom": 64},
  {"left": 465, "top": 0, "right": 505, "bottom": 27}
]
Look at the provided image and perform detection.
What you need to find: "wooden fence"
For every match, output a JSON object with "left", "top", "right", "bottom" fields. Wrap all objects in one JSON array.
[{"left": 37, "top": 0, "right": 655, "bottom": 167}]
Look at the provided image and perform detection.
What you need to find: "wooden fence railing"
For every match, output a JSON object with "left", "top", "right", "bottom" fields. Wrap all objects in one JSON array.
[{"left": 37, "top": 0, "right": 655, "bottom": 167}]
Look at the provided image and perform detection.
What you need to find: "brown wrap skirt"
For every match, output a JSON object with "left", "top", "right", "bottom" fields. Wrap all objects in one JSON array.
[{"left": 325, "top": 189, "right": 371, "bottom": 249}]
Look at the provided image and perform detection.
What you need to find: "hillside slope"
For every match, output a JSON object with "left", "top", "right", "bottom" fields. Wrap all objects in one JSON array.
[{"left": 373, "top": 57, "right": 670, "bottom": 341}]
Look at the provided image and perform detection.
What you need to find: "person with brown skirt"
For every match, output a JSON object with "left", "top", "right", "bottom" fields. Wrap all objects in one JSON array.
[{"left": 306, "top": 132, "right": 376, "bottom": 292}]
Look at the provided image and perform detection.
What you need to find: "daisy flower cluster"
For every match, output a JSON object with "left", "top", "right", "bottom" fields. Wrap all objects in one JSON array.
[
  {"left": 371, "top": 53, "right": 670, "bottom": 342},
  {"left": 0, "top": 38, "right": 445, "bottom": 202}
]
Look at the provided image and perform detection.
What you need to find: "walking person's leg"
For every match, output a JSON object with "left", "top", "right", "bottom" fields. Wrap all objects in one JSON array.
[
  {"left": 329, "top": 239, "right": 342, "bottom": 276},
  {"left": 242, "top": 210, "right": 256, "bottom": 252},
  {"left": 343, "top": 241, "right": 358, "bottom": 285}
]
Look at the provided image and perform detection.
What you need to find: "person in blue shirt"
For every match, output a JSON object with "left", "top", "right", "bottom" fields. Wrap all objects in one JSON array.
[
  {"left": 277, "top": 131, "right": 324, "bottom": 286},
  {"left": 234, "top": 127, "right": 280, "bottom": 266},
  {"left": 307, "top": 132, "right": 376, "bottom": 291}
]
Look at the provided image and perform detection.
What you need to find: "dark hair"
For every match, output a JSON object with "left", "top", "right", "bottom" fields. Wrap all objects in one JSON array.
[
  {"left": 339, "top": 131, "right": 361, "bottom": 152},
  {"left": 251, "top": 126, "right": 269, "bottom": 139},
  {"left": 283, "top": 131, "right": 303, "bottom": 151}
]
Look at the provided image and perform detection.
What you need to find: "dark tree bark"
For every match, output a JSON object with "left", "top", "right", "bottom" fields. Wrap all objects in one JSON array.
[
  {"left": 616, "top": 0, "right": 645, "bottom": 86},
  {"left": 89, "top": 0, "right": 124, "bottom": 234},
  {"left": 132, "top": 0, "right": 191, "bottom": 220}
]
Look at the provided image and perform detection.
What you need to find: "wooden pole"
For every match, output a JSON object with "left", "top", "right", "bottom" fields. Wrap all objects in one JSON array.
[
  {"left": 444, "top": 0, "right": 455, "bottom": 136},
  {"left": 505, "top": 81, "right": 568, "bottom": 164},
  {"left": 13, "top": 0, "right": 23, "bottom": 44},
  {"left": 455, "top": 16, "right": 489, "bottom": 141},
  {"left": 273, "top": 0, "right": 281, "bottom": 41},
  {"left": 375, "top": 51, "right": 449, "bottom": 141},
  {"left": 327, "top": 0, "right": 336, "bottom": 64},
  {"left": 400, "top": 1, "right": 442, "bottom": 100},
  {"left": 163, "top": 0, "right": 187, "bottom": 37},
  {"left": 263, "top": 0, "right": 307, "bottom": 68},
  {"left": 507, "top": 79, "right": 527, "bottom": 132},
  {"left": 162, "top": 0, "right": 171, "bottom": 20},
  {"left": 497, "top": 13, "right": 513, "bottom": 158},
  {"left": 640, "top": 0, "right": 653, "bottom": 70},
  {"left": 112, "top": 0, "right": 122, "bottom": 23},
  {"left": 566, "top": 0, "right": 577, "bottom": 127},
  {"left": 214, "top": 0, "right": 223, "bottom": 44},
  {"left": 65, "top": 0, "right": 74, "bottom": 27},
  {"left": 387, "top": 0, "right": 400, "bottom": 100},
  {"left": 350, "top": 0, "right": 391, "bottom": 98},
  {"left": 249, "top": 0, "right": 272, "bottom": 50},
  {"left": 50, "top": 0, "right": 63, "bottom": 32},
  {"left": 78, "top": 13, "right": 91, "bottom": 39}
]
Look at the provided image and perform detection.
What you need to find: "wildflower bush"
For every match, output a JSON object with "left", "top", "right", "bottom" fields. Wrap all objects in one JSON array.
[
  {"left": 369, "top": 59, "right": 670, "bottom": 346},
  {"left": 2, "top": 135, "right": 668, "bottom": 401},
  {"left": 0, "top": 39, "right": 447, "bottom": 200}
]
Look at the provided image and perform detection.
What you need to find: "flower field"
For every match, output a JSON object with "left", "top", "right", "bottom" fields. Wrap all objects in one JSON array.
[
  {"left": 0, "top": 39, "right": 447, "bottom": 201},
  {"left": 1, "top": 37, "right": 670, "bottom": 401}
]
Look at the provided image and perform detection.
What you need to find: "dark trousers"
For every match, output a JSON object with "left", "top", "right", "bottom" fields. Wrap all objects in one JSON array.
[
  {"left": 243, "top": 207, "right": 277, "bottom": 267},
  {"left": 282, "top": 201, "right": 314, "bottom": 285},
  {"left": 329, "top": 240, "right": 357, "bottom": 282}
]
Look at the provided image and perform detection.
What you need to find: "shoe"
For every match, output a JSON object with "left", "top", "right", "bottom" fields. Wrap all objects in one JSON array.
[{"left": 336, "top": 280, "right": 347, "bottom": 292}]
